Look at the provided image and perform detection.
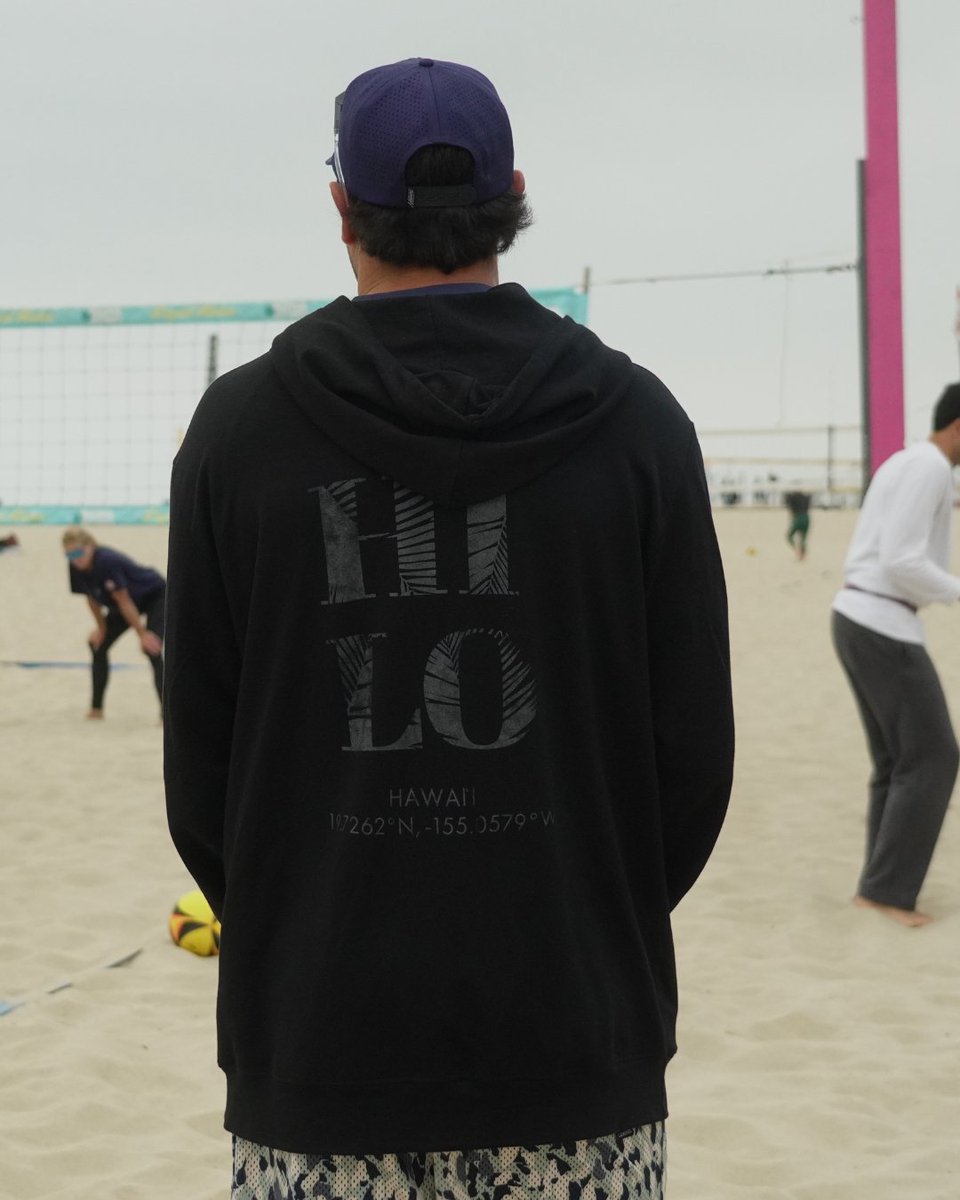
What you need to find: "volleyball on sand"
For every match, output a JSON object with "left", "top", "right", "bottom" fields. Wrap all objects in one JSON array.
[{"left": 168, "top": 889, "right": 221, "bottom": 957}]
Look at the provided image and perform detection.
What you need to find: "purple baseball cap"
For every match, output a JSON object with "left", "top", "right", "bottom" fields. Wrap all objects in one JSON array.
[{"left": 328, "top": 58, "right": 514, "bottom": 209}]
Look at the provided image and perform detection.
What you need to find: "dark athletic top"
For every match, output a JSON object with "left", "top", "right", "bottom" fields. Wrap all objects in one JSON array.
[
  {"left": 784, "top": 491, "right": 811, "bottom": 515},
  {"left": 164, "top": 282, "right": 734, "bottom": 1154},
  {"left": 69, "top": 547, "right": 165, "bottom": 612}
]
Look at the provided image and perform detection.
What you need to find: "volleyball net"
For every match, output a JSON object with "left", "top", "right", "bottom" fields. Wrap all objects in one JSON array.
[
  {"left": 0, "top": 289, "right": 587, "bottom": 526},
  {"left": 0, "top": 287, "right": 863, "bottom": 524},
  {"left": 700, "top": 423, "right": 864, "bottom": 509}
]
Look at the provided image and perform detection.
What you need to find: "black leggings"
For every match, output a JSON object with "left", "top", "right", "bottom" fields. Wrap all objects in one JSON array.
[{"left": 91, "top": 589, "right": 165, "bottom": 710}]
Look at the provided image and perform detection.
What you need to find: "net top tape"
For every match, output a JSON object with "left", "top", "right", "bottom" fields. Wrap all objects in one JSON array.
[{"left": 0, "top": 289, "right": 586, "bottom": 329}]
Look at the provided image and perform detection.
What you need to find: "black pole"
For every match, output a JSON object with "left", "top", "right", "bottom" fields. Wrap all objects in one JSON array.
[
  {"left": 579, "top": 266, "right": 592, "bottom": 328},
  {"left": 956, "top": 286, "right": 960, "bottom": 376},
  {"left": 856, "top": 159, "right": 871, "bottom": 500},
  {"left": 206, "top": 333, "right": 219, "bottom": 389}
]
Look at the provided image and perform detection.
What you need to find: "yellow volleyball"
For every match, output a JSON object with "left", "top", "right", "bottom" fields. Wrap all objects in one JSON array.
[{"left": 168, "top": 889, "right": 221, "bottom": 957}]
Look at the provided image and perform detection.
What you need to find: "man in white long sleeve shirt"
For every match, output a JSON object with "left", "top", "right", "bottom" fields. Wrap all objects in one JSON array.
[{"left": 832, "top": 382, "right": 960, "bottom": 926}]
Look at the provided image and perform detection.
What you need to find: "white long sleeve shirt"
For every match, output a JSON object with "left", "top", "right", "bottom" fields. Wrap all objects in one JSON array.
[{"left": 832, "top": 441, "right": 960, "bottom": 644}]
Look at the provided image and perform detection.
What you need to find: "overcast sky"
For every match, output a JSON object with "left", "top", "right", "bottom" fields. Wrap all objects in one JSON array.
[{"left": 2, "top": 0, "right": 958, "bottom": 448}]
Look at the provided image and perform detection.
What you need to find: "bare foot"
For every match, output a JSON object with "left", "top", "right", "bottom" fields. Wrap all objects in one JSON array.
[
  {"left": 853, "top": 895, "right": 933, "bottom": 927},
  {"left": 86, "top": 708, "right": 104, "bottom": 720}
]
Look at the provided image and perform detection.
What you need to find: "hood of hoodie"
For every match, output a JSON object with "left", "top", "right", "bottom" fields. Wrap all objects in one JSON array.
[{"left": 269, "top": 283, "right": 638, "bottom": 506}]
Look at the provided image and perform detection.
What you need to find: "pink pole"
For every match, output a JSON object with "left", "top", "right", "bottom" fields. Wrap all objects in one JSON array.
[{"left": 863, "top": 0, "right": 905, "bottom": 474}]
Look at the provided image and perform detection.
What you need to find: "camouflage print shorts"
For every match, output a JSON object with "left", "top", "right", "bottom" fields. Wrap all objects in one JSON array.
[{"left": 232, "top": 1122, "right": 666, "bottom": 1200}]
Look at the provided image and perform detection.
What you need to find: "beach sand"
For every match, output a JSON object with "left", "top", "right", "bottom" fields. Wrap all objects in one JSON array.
[{"left": 0, "top": 514, "right": 957, "bottom": 1199}]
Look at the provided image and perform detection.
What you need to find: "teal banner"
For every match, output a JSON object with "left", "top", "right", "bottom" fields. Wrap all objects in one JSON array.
[
  {"left": 0, "top": 288, "right": 587, "bottom": 329},
  {"left": 0, "top": 301, "right": 326, "bottom": 329},
  {"left": 0, "top": 505, "right": 170, "bottom": 526},
  {"left": 527, "top": 288, "right": 588, "bottom": 323}
]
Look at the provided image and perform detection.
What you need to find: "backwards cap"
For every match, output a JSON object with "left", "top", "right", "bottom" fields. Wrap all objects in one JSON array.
[{"left": 330, "top": 58, "right": 514, "bottom": 209}]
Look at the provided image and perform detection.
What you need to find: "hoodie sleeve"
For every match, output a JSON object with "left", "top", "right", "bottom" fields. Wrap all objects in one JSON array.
[
  {"left": 646, "top": 427, "right": 734, "bottom": 909},
  {"left": 163, "top": 434, "right": 241, "bottom": 921}
]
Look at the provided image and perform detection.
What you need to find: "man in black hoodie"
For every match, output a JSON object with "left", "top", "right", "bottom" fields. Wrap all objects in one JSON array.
[{"left": 164, "top": 57, "right": 734, "bottom": 1200}]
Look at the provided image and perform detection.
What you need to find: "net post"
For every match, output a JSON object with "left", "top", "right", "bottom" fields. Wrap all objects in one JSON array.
[{"left": 207, "top": 333, "right": 219, "bottom": 388}]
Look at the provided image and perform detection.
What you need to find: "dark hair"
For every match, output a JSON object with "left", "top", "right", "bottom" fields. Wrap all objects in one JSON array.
[
  {"left": 932, "top": 382, "right": 960, "bottom": 431},
  {"left": 345, "top": 144, "right": 532, "bottom": 274}
]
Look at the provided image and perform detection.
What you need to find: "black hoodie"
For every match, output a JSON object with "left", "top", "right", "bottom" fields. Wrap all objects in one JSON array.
[{"left": 164, "top": 283, "right": 733, "bottom": 1155}]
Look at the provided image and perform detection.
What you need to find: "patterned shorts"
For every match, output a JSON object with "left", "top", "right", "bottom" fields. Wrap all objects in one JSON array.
[{"left": 232, "top": 1122, "right": 666, "bottom": 1200}]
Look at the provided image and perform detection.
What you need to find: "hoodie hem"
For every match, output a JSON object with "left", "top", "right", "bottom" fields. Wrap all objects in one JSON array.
[{"left": 223, "top": 1061, "right": 668, "bottom": 1154}]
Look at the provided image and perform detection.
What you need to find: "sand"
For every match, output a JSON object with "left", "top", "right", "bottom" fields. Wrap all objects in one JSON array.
[{"left": 0, "top": 514, "right": 957, "bottom": 1200}]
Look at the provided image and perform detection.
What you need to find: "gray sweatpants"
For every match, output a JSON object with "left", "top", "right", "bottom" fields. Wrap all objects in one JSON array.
[{"left": 832, "top": 610, "right": 957, "bottom": 910}]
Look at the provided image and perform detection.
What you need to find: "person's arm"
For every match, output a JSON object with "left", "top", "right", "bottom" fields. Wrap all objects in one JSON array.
[
  {"left": 646, "top": 427, "right": 735, "bottom": 910},
  {"left": 85, "top": 595, "right": 108, "bottom": 648},
  {"left": 163, "top": 434, "right": 240, "bottom": 920},
  {"left": 879, "top": 457, "right": 960, "bottom": 605},
  {"left": 110, "top": 587, "right": 162, "bottom": 655}
]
